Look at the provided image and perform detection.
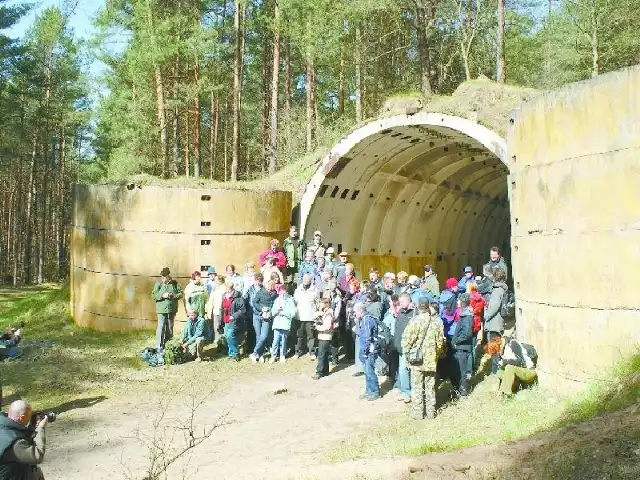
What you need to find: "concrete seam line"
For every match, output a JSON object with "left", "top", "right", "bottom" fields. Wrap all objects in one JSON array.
[
  {"left": 70, "top": 265, "right": 193, "bottom": 279},
  {"left": 81, "top": 308, "right": 155, "bottom": 322},
  {"left": 518, "top": 299, "right": 640, "bottom": 312},
  {"left": 510, "top": 144, "right": 640, "bottom": 169},
  {"left": 70, "top": 225, "right": 284, "bottom": 236}
]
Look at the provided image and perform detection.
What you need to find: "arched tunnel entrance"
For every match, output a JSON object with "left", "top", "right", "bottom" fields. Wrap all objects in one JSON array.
[{"left": 299, "top": 113, "right": 510, "bottom": 281}]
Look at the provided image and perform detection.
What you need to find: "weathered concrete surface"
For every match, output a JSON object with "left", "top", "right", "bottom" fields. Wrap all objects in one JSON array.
[
  {"left": 508, "top": 66, "right": 640, "bottom": 381},
  {"left": 299, "top": 113, "right": 510, "bottom": 281},
  {"left": 70, "top": 185, "right": 291, "bottom": 332}
]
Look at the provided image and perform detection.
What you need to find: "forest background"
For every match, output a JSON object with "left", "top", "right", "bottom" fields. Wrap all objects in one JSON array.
[{"left": 0, "top": 0, "right": 638, "bottom": 286}]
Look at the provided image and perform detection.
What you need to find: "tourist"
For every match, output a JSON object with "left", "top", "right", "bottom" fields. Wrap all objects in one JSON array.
[
  {"left": 184, "top": 270, "right": 208, "bottom": 319},
  {"left": 205, "top": 275, "right": 226, "bottom": 346},
  {"left": 315, "top": 265, "right": 333, "bottom": 294},
  {"left": 294, "top": 274, "right": 320, "bottom": 359},
  {"left": 467, "top": 282, "right": 487, "bottom": 376},
  {"left": 312, "top": 297, "right": 335, "bottom": 380},
  {"left": 438, "top": 277, "right": 459, "bottom": 380},
  {"left": 343, "top": 277, "right": 361, "bottom": 364},
  {"left": 457, "top": 266, "right": 474, "bottom": 293},
  {"left": 394, "top": 293, "right": 415, "bottom": 404},
  {"left": 324, "top": 246, "right": 336, "bottom": 271},
  {"left": 308, "top": 230, "right": 326, "bottom": 261},
  {"left": 179, "top": 308, "right": 210, "bottom": 362},
  {"left": 225, "top": 264, "right": 244, "bottom": 294},
  {"left": 220, "top": 280, "right": 246, "bottom": 361},
  {"left": 333, "top": 251, "right": 349, "bottom": 285},
  {"left": 401, "top": 298, "right": 445, "bottom": 420},
  {"left": 250, "top": 277, "right": 278, "bottom": 362},
  {"left": 380, "top": 293, "right": 399, "bottom": 380},
  {"left": 451, "top": 293, "right": 473, "bottom": 396},
  {"left": 489, "top": 336, "right": 538, "bottom": 397},
  {"left": 259, "top": 238, "right": 287, "bottom": 269},
  {"left": 324, "top": 282, "right": 343, "bottom": 365},
  {"left": 314, "top": 256, "right": 327, "bottom": 285},
  {"left": 338, "top": 262, "right": 356, "bottom": 295},
  {"left": 203, "top": 266, "right": 217, "bottom": 295},
  {"left": 270, "top": 284, "right": 297, "bottom": 363},
  {"left": 354, "top": 302, "right": 381, "bottom": 401},
  {"left": 422, "top": 265, "right": 440, "bottom": 297},
  {"left": 483, "top": 246, "right": 508, "bottom": 282},
  {"left": 408, "top": 275, "right": 435, "bottom": 306},
  {"left": 242, "top": 262, "right": 257, "bottom": 298},
  {"left": 283, "top": 225, "right": 306, "bottom": 286},
  {"left": 364, "top": 285, "right": 383, "bottom": 321},
  {"left": 485, "top": 268, "right": 508, "bottom": 374},
  {"left": 369, "top": 268, "right": 382, "bottom": 292},
  {"left": 395, "top": 271, "right": 409, "bottom": 294},
  {"left": 261, "top": 255, "right": 284, "bottom": 285},
  {"left": 151, "top": 267, "right": 183, "bottom": 351},
  {"left": 298, "top": 250, "right": 318, "bottom": 284}
]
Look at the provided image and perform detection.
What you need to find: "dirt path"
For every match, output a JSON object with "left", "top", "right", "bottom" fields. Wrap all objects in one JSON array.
[{"left": 44, "top": 360, "right": 640, "bottom": 480}]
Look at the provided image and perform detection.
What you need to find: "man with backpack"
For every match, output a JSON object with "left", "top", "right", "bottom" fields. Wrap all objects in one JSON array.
[
  {"left": 354, "top": 302, "right": 381, "bottom": 401},
  {"left": 393, "top": 293, "right": 416, "bottom": 403}
]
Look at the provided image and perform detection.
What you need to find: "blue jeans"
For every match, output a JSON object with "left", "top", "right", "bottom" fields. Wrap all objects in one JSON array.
[
  {"left": 362, "top": 352, "right": 380, "bottom": 397},
  {"left": 354, "top": 334, "right": 363, "bottom": 373},
  {"left": 398, "top": 354, "right": 411, "bottom": 399},
  {"left": 271, "top": 328, "right": 288, "bottom": 359},
  {"left": 253, "top": 317, "right": 271, "bottom": 356},
  {"left": 225, "top": 323, "right": 238, "bottom": 358}
]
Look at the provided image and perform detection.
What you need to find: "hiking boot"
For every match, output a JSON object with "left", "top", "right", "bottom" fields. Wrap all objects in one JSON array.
[
  {"left": 269, "top": 357, "right": 277, "bottom": 364},
  {"left": 367, "top": 394, "right": 380, "bottom": 402},
  {"left": 359, "top": 393, "right": 370, "bottom": 400},
  {"left": 312, "top": 373, "right": 324, "bottom": 380},
  {"left": 352, "top": 371, "right": 364, "bottom": 377},
  {"left": 258, "top": 356, "right": 265, "bottom": 363},
  {"left": 194, "top": 357, "right": 202, "bottom": 363},
  {"left": 249, "top": 353, "right": 257, "bottom": 362},
  {"left": 396, "top": 395, "right": 408, "bottom": 402}
]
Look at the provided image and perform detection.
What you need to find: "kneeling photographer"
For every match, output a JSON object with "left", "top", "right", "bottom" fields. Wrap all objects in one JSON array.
[{"left": 0, "top": 400, "right": 53, "bottom": 480}]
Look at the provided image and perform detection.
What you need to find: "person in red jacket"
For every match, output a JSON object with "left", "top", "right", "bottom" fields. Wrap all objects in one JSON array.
[
  {"left": 259, "top": 238, "right": 287, "bottom": 269},
  {"left": 466, "top": 282, "right": 487, "bottom": 377}
]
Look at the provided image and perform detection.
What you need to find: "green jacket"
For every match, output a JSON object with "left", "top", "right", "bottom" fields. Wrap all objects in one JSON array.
[
  {"left": 180, "top": 316, "right": 210, "bottom": 345},
  {"left": 152, "top": 279, "right": 183, "bottom": 314},
  {"left": 283, "top": 237, "right": 306, "bottom": 269}
]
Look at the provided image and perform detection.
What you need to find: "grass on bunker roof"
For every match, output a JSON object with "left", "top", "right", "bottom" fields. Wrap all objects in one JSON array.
[{"left": 0, "top": 284, "right": 311, "bottom": 411}]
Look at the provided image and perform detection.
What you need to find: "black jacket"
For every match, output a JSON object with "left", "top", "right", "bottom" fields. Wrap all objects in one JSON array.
[
  {"left": 0, "top": 413, "right": 44, "bottom": 480},
  {"left": 251, "top": 287, "right": 277, "bottom": 317},
  {"left": 394, "top": 307, "right": 415, "bottom": 354},
  {"left": 220, "top": 291, "right": 247, "bottom": 326},
  {"left": 451, "top": 307, "right": 473, "bottom": 351}
]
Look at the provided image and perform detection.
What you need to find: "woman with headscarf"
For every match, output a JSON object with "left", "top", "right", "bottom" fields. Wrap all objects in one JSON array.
[{"left": 259, "top": 238, "right": 287, "bottom": 269}]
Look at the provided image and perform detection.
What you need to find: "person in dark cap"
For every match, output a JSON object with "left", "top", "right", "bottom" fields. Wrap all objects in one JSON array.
[
  {"left": 457, "top": 265, "right": 474, "bottom": 293},
  {"left": 151, "top": 267, "right": 183, "bottom": 351},
  {"left": 204, "top": 266, "right": 217, "bottom": 295},
  {"left": 421, "top": 265, "right": 440, "bottom": 298}
]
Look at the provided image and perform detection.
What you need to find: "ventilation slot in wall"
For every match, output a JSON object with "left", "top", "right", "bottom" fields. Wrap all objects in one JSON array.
[
  {"left": 330, "top": 186, "right": 340, "bottom": 198},
  {"left": 200, "top": 240, "right": 211, "bottom": 246},
  {"left": 340, "top": 189, "right": 350, "bottom": 199},
  {"left": 200, "top": 221, "right": 211, "bottom": 227},
  {"left": 351, "top": 190, "right": 360, "bottom": 200},
  {"left": 318, "top": 185, "right": 329, "bottom": 197},
  {"left": 201, "top": 195, "right": 211, "bottom": 201}
]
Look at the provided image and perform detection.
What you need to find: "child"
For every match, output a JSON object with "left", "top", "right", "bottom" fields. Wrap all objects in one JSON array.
[
  {"left": 269, "top": 284, "right": 297, "bottom": 363},
  {"left": 312, "top": 297, "right": 335, "bottom": 380}
]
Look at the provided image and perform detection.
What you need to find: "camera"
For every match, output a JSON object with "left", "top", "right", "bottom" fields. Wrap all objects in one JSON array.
[{"left": 26, "top": 411, "right": 56, "bottom": 436}]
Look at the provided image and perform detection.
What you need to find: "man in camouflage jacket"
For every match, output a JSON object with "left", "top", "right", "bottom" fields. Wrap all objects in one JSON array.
[{"left": 401, "top": 297, "right": 446, "bottom": 420}]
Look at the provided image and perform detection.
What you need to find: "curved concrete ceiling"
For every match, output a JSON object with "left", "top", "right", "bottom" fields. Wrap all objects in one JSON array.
[{"left": 300, "top": 113, "right": 511, "bottom": 279}]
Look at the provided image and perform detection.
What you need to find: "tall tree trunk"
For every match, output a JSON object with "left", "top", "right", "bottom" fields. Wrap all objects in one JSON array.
[
  {"left": 355, "top": 24, "right": 363, "bottom": 123},
  {"left": 172, "top": 56, "right": 180, "bottom": 176},
  {"left": 338, "top": 26, "right": 345, "bottom": 116},
  {"left": 590, "top": 3, "right": 599, "bottom": 77},
  {"left": 231, "top": 0, "right": 242, "bottom": 181},
  {"left": 305, "top": 54, "right": 315, "bottom": 152},
  {"left": 210, "top": 93, "right": 218, "bottom": 179},
  {"left": 193, "top": 60, "right": 201, "bottom": 178},
  {"left": 24, "top": 137, "right": 37, "bottom": 284},
  {"left": 415, "top": 2, "right": 433, "bottom": 95},
  {"left": 224, "top": 99, "right": 229, "bottom": 181},
  {"left": 284, "top": 38, "right": 292, "bottom": 148},
  {"left": 496, "top": 0, "right": 506, "bottom": 83},
  {"left": 184, "top": 105, "right": 190, "bottom": 176},
  {"left": 37, "top": 140, "right": 48, "bottom": 284},
  {"left": 58, "top": 128, "right": 66, "bottom": 279},
  {"left": 268, "top": 0, "right": 281, "bottom": 175}
]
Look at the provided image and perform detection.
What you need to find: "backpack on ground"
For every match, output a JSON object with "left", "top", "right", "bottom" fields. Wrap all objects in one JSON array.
[
  {"left": 140, "top": 347, "right": 164, "bottom": 367},
  {"left": 500, "top": 291, "right": 516, "bottom": 320}
]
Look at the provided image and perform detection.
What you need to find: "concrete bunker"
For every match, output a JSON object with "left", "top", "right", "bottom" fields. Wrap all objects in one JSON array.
[{"left": 299, "top": 113, "right": 510, "bottom": 281}]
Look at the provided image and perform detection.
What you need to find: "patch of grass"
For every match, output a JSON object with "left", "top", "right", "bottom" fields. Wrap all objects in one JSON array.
[
  {"left": 328, "top": 375, "right": 566, "bottom": 462},
  {"left": 0, "top": 285, "right": 315, "bottom": 411}
]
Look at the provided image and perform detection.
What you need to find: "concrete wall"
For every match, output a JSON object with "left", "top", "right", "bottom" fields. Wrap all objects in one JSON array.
[
  {"left": 508, "top": 66, "right": 640, "bottom": 381},
  {"left": 70, "top": 184, "right": 291, "bottom": 332}
]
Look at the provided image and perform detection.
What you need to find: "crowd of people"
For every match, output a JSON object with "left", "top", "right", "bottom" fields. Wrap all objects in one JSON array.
[{"left": 151, "top": 226, "right": 538, "bottom": 419}]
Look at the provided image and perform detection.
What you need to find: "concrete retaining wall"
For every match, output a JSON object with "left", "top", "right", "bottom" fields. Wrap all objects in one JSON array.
[
  {"left": 508, "top": 66, "right": 640, "bottom": 381},
  {"left": 70, "top": 184, "right": 291, "bottom": 332}
]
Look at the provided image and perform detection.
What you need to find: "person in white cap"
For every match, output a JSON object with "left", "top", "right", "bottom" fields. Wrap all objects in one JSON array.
[
  {"left": 325, "top": 247, "right": 336, "bottom": 271},
  {"left": 308, "top": 230, "right": 326, "bottom": 261}
]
